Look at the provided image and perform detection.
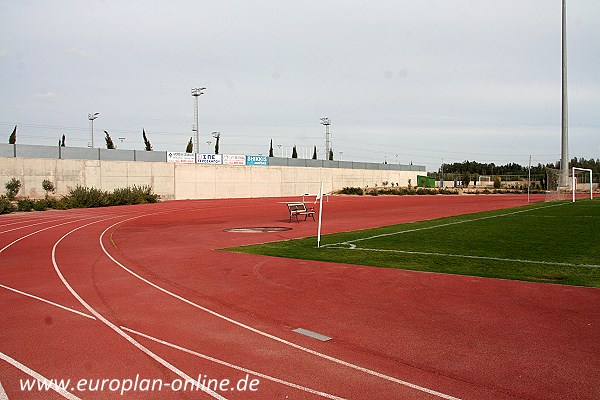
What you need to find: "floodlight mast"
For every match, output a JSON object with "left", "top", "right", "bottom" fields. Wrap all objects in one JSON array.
[
  {"left": 191, "top": 87, "right": 206, "bottom": 153},
  {"left": 560, "top": 0, "right": 569, "bottom": 187},
  {"left": 320, "top": 117, "right": 331, "bottom": 160},
  {"left": 88, "top": 112, "right": 99, "bottom": 148}
]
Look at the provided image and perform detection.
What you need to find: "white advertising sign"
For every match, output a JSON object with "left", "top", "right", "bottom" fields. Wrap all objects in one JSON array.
[
  {"left": 167, "top": 152, "right": 195, "bottom": 163},
  {"left": 222, "top": 154, "right": 246, "bottom": 165},
  {"left": 197, "top": 154, "right": 223, "bottom": 164}
]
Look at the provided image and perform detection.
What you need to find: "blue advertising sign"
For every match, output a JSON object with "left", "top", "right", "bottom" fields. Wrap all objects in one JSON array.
[{"left": 246, "top": 155, "right": 268, "bottom": 166}]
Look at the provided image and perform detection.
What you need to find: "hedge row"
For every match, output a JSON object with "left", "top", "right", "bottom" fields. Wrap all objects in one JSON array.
[{"left": 0, "top": 185, "right": 159, "bottom": 215}]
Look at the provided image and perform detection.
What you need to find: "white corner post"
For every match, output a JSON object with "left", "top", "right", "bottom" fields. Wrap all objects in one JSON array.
[{"left": 317, "top": 182, "right": 324, "bottom": 248}]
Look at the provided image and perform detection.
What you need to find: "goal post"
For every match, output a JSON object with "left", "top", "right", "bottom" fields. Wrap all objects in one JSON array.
[{"left": 572, "top": 167, "right": 593, "bottom": 202}]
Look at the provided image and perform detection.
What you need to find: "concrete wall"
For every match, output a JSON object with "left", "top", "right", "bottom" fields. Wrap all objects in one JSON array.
[{"left": 0, "top": 157, "right": 421, "bottom": 200}]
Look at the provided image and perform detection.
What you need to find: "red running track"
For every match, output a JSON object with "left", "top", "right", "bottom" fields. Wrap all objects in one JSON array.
[{"left": 1, "top": 195, "right": 599, "bottom": 399}]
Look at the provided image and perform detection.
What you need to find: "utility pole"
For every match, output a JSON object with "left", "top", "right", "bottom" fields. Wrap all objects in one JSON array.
[
  {"left": 191, "top": 87, "right": 206, "bottom": 153},
  {"left": 320, "top": 117, "right": 331, "bottom": 160},
  {"left": 560, "top": 0, "right": 569, "bottom": 187}
]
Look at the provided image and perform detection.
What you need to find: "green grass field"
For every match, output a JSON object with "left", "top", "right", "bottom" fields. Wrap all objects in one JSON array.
[{"left": 227, "top": 199, "right": 600, "bottom": 287}]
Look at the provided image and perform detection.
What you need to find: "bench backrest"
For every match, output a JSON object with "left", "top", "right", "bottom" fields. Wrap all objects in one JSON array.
[{"left": 287, "top": 203, "right": 307, "bottom": 212}]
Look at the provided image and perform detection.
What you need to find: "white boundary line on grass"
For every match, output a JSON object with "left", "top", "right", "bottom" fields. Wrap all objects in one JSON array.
[
  {"left": 330, "top": 245, "right": 600, "bottom": 269},
  {"left": 322, "top": 202, "right": 568, "bottom": 248}
]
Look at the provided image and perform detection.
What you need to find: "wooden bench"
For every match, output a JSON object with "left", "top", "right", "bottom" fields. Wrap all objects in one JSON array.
[{"left": 287, "top": 203, "right": 316, "bottom": 223}]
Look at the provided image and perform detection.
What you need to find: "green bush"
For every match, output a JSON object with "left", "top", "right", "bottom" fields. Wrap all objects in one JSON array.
[
  {"left": 340, "top": 187, "right": 364, "bottom": 195},
  {"left": 42, "top": 179, "right": 55, "bottom": 195},
  {"left": 17, "top": 198, "right": 34, "bottom": 212},
  {"left": 62, "top": 186, "right": 110, "bottom": 208},
  {"left": 493, "top": 176, "right": 501, "bottom": 189},
  {"left": 45, "top": 196, "right": 68, "bottom": 210},
  {"left": 32, "top": 199, "right": 48, "bottom": 211},
  {"left": 0, "top": 196, "right": 15, "bottom": 214},
  {"left": 110, "top": 185, "right": 159, "bottom": 205},
  {"left": 5, "top": 178, "right": 21, "bottom": 200}
]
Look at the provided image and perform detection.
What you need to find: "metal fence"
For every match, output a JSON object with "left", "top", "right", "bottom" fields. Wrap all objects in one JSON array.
[{"left": 0, "top": 144, "right": 425, "bottom": 172}]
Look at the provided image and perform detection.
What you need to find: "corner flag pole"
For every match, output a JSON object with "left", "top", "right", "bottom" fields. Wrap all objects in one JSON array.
[{"left": 317, "top": 182, "right": 324, "bottom": 248}]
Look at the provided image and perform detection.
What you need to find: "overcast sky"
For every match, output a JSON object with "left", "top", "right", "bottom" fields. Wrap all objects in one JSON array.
[{"left": 1, "top": 0, "right": 598, "bottom": 171}]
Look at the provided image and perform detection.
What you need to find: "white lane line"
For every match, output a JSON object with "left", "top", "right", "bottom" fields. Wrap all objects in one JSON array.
[
  {"left": 0, "top": 283, "right": 95, "bottom": 320},
  {"left": 332, "top": 247, "right": 600, "bottom": 269},
  {"left": 0, "top": 215, "right": 91, "bottom": 235},
  {"left": 52, "top": 217, "right": 228, "bottom": 400},
  {"left": 100, "top": 217, "right": 461, "bottom": 400},
  {"left": 323, "top": 202, "right": 567, "bottom": 248},
  {"left": 122, "top": 326, "right": 346, "bottom": 400},
  {"left": 0, "top": 381, "right": 8, "bottom": 400},
  {"left": 0, "top": 351, "right": 80, "bottom": 400},
  {"left": 0, "top": 215, "right": 103, "bottom": 254},
  {"left": 0, "top": 214, "right": 63, "bottom": 229}
]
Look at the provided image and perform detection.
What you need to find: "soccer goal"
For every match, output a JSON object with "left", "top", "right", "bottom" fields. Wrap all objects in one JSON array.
[{"left": 572, "top": 167, "right": 594, "bottom": 202}]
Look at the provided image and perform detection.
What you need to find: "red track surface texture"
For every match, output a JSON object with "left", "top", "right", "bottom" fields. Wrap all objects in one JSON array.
[{"left": 1, "top": 195, "right": 599, "bottom": 399}]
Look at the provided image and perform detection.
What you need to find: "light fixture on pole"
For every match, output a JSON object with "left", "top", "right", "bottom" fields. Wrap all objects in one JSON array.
[
  {"left": 320, "top": 117, "right": 331, "bottom": 160},
  {"left": 277, "top": 144, "right": 282, "bottom": 157},
  {"left": 339, "top": 151, "right": 343, "bottom": 161},
  {"left": 88, "top": 112, "right": 99, "bottom": 148},
  {"left": 191, "top": 87, "right": 206, "bottom": 153}
]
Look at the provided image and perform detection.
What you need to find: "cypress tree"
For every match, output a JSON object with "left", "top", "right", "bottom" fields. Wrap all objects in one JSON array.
[
  {"left": 104, "top": 131, "right": 115, "bottom": 149},
  {"left": 292, "top": 145, "right": 298, "bottom": 158},
  {"left": 8, "top": 126, "right": 16, "bottom": 144},
  {"left": 143, "top": 128, "right": 152, "bottom": 151},
  {"left": 185, "top": 137, "right": 193, "bottom": 153}
]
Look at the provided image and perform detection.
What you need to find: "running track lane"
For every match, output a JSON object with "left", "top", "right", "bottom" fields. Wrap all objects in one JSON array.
[{"left": 1, "top": 195, "right": 599, "bottom": 399}]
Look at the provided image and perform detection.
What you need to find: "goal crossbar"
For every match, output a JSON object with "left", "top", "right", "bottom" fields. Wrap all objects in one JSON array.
[{"left": 572, "top": 167, "right": 593, "bottom": 202}]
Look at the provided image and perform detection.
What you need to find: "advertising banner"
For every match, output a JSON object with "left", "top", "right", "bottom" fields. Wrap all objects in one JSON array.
[
  {"left": 222, "top": 154, "right": 246, "bottom": 165},
  {"left": 246, "top": 155, "right": 268, "bottom": 166},
  {"left": 167, "top": 152, "right": 195, "bottom": 163},
  {"left": 197, "top": 154, "right": 223, "bottom": 164}
]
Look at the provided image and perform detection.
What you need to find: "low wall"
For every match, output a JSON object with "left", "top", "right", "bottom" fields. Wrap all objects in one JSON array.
[{"left": 0, "top": 157, "right": 420, "bottom": 200}]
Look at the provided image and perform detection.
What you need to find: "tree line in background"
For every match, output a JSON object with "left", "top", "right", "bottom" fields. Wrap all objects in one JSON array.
[{"left": 432, "top": 159, "right": 600, "bottom": 182}]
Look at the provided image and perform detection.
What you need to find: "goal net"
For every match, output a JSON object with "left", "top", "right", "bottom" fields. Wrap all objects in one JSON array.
[
  {"left": 572, "top": 167, "right": 594, "bottom": 202},
  {"left": 545, "top": 168, "right": 569, "bottom": 201}
]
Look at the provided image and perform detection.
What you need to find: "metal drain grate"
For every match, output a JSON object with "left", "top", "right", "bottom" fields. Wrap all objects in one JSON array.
[{"left": 292, "top": 328, "right": 332, "bottom": 341}]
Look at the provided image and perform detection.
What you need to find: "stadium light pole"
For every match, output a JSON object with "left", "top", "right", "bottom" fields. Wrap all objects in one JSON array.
[
  {"left": 320, "top": 117, "right": 331, "bottom": 159},
  {"left": 88, "top": 112, "right": 99, "bottom": 148},
  {"left": 560, "top": 0, "right": 569, "bottom": 187},
  {"left": 191, "top": 87, "right": 206, "bottom": 154}
]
